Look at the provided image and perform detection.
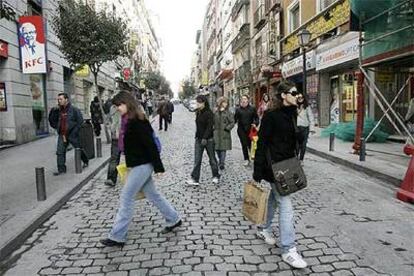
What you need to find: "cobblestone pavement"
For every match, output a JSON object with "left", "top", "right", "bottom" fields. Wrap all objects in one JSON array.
[{"left": 2, "top": 106, "right": 414, "bottom": 276}]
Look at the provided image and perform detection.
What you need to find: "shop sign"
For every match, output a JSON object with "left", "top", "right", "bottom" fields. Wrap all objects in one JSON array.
[
  {"left": 75, "top": 65, "right": 90, "bottom": 77},
  {"left": 282, "top": 50, "right": 315, "bottom": 78},
  {"left": 0, "top": 40, "right": 8, "bottom": 58},
  {"left": 377, "top": 72, "right": 394, "bottom": 83},
  {"left": 316, "top": 37, "right": 359, "bottom": 71},
  {"left": 0, "top": 82, "right": 7, "bottom": 111},
  {"left": 282, "top": 0, "right": 350, "bottom": 55},
  {"left": 18, "top": 16, "right": 47, "bottom": 74}
]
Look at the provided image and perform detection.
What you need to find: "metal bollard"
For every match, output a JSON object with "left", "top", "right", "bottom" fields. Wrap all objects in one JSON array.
[
  {"left": 75, "top": 148, "right": 82, "bottom": 174},
  {"left": 359, "top": 138, "right": 366, "bottom": 161},
  {"left": 35, "top": 167, "right": 47, "bottom": 201},
  {"left": 96, "top": 137, "right": 102, "bottom": 158},
  {"left": 329, "top": 133, "right": 335, "bottom": 151}
]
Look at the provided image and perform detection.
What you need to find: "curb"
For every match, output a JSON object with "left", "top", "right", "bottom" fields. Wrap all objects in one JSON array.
[
  {"left": 0, "top": 157, "right": 110, "bottom": 262},
  {"left": 307, "top": 147, "right": 402, "bottom": 187}
]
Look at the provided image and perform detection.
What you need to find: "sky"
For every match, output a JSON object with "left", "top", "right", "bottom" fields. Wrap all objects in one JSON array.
[{"left": 145, "top": 0, "right": 209, "bottom": 97}]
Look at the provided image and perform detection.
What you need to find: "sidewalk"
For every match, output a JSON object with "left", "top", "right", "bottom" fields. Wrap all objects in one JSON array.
[{"left": 307, "top": 128, "right": 411, "bottom": 187}]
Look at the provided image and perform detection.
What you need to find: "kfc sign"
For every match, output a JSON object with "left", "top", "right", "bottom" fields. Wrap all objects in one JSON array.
[
  {"left": 18, "top": 16, "right": 47, "bottom": 74},
  {"left": 0, "top": 40, "right": 8, "bottom": 58}
]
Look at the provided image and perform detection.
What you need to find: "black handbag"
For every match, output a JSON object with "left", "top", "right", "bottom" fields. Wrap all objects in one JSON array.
[{"left": 267, "top": 154, "right": 307, "bottom": 196}]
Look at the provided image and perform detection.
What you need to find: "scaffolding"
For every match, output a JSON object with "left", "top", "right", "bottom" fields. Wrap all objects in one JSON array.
[{"left": 350, "top": 0, "right": 414, "bottom": 154}]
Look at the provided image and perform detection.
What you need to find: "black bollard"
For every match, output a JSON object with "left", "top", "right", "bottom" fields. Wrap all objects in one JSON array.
[
  {"left": 75, "top": 148, "right": 82, "bottom": 174},
  {"left": 359, "top": 138, "right": 366, "bottom": 161},
  {"left": 35, "top": 167, "right": 46, "bottom": 201},
  {"left": 96, "top": 137, "right": 102, "bottom": 158},
  {"left": 329, "top": 133, "right": 335, "bottom": 152}
]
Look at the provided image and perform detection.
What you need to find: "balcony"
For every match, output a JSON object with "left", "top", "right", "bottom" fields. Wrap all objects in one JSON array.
[
  {"left": 265, "top": 0, "right": 281, "bottom": 15},
  {"left": 231, "top": 0, "right": 249, "bottom": 21},
  {"left": 231, "top": 24, "right": 250, "bottom": 54},
  {"left": 254, "top": 4, "right": 266, "bottom": 29}
]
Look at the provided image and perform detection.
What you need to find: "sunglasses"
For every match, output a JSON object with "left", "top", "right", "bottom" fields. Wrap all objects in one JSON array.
[{"left": 286, "top": 90, "right": 299, "bottom": 97}]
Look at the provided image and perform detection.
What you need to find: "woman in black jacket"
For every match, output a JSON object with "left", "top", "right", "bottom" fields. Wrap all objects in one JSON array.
[
  {"left": 186, "top": 95, "right": 220, "bottom": 186},
  {"left": 234, "top": 95, "right": 259, "bottom": 166},
  {"left": 253, "top": 81, "right": 307, "bottom": 269},
  {"left": 101, "top": 92, "right": 181, "bottom": 247}
]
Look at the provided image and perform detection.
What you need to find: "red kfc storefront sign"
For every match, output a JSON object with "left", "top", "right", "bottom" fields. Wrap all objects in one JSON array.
[{"left": 0, "top": 40, "right": 8, "bottom": 58}]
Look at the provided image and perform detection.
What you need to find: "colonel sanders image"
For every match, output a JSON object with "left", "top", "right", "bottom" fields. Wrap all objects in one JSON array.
[{"left": 19, "top": 21, "right": 46, "bottom": 73}]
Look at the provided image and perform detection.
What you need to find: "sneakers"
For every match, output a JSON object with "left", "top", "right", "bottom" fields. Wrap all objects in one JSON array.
[
  {"left": 212, "top": 177, "right": 219, "bottom": 184},
  {"left": 282, "top": 247, "right": 307, "bottom": 269},
  {"left": 256, "top": 230, "right": 276, "bottom": 245},
  {"left": 161, "top": 219, "right": 182, "bottom": 234},
  {"left": 186, "top": 178, "right": 199, "bottom": 186},
  {"left": 100, "top": 238, "right": 125, "bottom": 247},
  {"left": 243, "top": 160, "right": 250, "bottom": 167},
  {"left": 104, "top": 179, "right": 115, "bottom": 187}
]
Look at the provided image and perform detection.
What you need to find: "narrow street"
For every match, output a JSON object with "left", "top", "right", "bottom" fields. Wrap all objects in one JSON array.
[{"left": 2, "top": 106, "right": 413, "bottom": 276}]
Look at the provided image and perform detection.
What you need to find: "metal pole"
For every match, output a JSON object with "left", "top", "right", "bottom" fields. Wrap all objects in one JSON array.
[
  {"left": 35, "top": 167, "right": 46, "bottom": 201},
  {"left": 359, "top": 138, "right": 366, "bottom": 161},
  {"left": 302, "top": 47, "right": 307, "bottom": 96},
  {"left": 75, "top": 148, "right": 82, "bottom": 174},
  {"left": 329, "top": 133, "right": 335, "bottom": 151},
  {"left": 96, "top": 137, "right": 102, "bottom": 158}
]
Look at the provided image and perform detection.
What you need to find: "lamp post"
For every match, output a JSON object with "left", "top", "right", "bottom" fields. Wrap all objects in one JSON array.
[{"left": 297, "top": 29, "right": 311, "bottom": 96}]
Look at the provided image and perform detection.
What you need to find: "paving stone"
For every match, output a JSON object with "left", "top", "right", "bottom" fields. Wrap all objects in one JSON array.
[
  {"left": 224, "top": 256, "right": 244, "bottom": 264},
  {"left": 61, "top": 267, "right": 83, "bottom": 274},
  {"left": 183, "top": 257, "right": 201, "bottom": 265},
  {"left": 311, "top": 264, "right": 335, "bottom": 273},
  {"left": 332, "top": 261, "right": 357, "bottom": 269},
  {"left": 351, "top": 267, "right": 380, "bottom": 276},
  {"left": 229, "top": 272, "right": 250, "bottom": 276},
  {"left": 118, "top": 262, "right": 141, "bottom": 270},
  {"left": 172, "top": 265, "right": 192, "bottom": 274},
  {"left": 148, "top": 267, "right": 171, "bottom": 275},
  {"left": 141, "top": 259, "right": 163, "bottom": 268},
  {"left": 101, "top": 264, "right": 119, "bottom": 272},
  {"left": 258, "top": 263, "right": 278, "bottom": 272},
  {"left": 38, "top": 267, "right": 63, "bottom": 275},
  {"left": 332, "top": 270, "right": 354, "bottom": 276},
  {"left": 129, "top": 269, "right": 149, "bottom": 276},
  {"left": 302, "top": 250, "right": 324, "bottom": 257},
  {"left": 235, "top": 264, "right": 257, "bottom": 271},
  {"left": 215, "top": 263, "right": 236, "bottom": 271},
  {"left": 318, "top": 255, "right": 339, "bottom": 263},
  {"left": 164, "top": 259, "right": 182, "bottom": 267},
  {"left": 194, "top": 263, "right": 215, "bottom": 271},
  {"left": 244, "top": 255, "right": 263, "bottom": 264}
]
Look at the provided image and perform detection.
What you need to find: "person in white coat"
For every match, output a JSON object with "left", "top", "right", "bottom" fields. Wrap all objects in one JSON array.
[{"left": 296, "top": 93, "right": 314, "bottom": 162}]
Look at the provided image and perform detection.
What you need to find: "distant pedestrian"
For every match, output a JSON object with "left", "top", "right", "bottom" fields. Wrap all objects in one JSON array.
[
  {"left": 52, "top": 93, "right": 89, "bottom": 176},
  {"left": 186, "top": 95, "right": 220, "bottom": 186},
  {"left": 296, "top": 93, "right": 314, "bottom": 162},
  {"left": 234, "top": 95, "right": 259, "bottom": 166},
  {"left": 167, "top": 100, "right": 174, "bottom": 124},
  {"left": 257, "top": 93, "right": 270, "bottom": 121},
  {"left": 253, "top": 80, "right": 307, "bottom": 269},
  {"left": 147, "top": 98, "right": 154, "bottom": 117},
  {"left": 90, "top": 96, "right": 103, "bottom": 136},
  {"left": 101, "top": 91, "right": 181, "bottom": 247},
  {"left": 157, "top": 97, "right": 169, "bottom": 131},
  {"left": 213, "top": 97, "right": 235, "bottom": 171},
  {"left": 104, "top": 104, "right": 122, "bottom": 187}
]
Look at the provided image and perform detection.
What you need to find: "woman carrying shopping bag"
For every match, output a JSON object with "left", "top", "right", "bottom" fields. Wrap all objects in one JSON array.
[
  {"left": 101, "top": 91, "right": 181, "bottom": 247},
  {"left": 296, "top": 93, "right": 314, "bottom": 163},
  {"left": 214, "top": 97, "right": 235, "bottom": 171},
  {"left": 253, "top": 80, "right": 307, "bottom": 269}
]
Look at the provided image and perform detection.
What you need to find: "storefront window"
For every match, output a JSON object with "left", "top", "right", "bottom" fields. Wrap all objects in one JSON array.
[
  {"left": 30, "top": 74, "right": 47, "bottom": 135},
  {"left": 341, "top": 72, "right": 357, "bottom": 122}
]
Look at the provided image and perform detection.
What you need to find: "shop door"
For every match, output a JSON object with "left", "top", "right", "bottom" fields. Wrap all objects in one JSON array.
[
  {"left": 30, "top": 74, "right": 48, "bottom": 135},
  {"left": 341, "top": 73, "right": 358, "bottom": 122},
  {"left": 329, "top": 76, "right": 340, "bottom": 124}
]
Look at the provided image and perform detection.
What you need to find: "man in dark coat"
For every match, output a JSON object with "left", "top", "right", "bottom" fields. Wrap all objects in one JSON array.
[
  {"left": 52, "top": 93, "right": 89, "bottom": 175},
  {"left": 167, "top": 100, "right": 174, "bottom": 124},
  {"left": 90, "top": 96, "right": 103, "bottom": 136},
  {"left": 157, "top": 97, "right": 169, "bottom": 131}
]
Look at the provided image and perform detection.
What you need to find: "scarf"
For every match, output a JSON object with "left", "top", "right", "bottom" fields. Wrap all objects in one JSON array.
[{"left": 59, "top": 104, "right": 70, "bottom": 137}]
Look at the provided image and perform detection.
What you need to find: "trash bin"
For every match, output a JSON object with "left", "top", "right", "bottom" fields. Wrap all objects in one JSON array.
[{"left": 80, "top": 119, "right": 95, "bottom": 159}]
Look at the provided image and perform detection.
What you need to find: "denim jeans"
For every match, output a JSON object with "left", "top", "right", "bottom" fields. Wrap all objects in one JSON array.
[
  {"left": 56, "top": 135, "right": 88, "bottom": 172},
  {"left": 191, "top": 138, "right": 219, "bottom": 182},
  {"left": 107, "top": 139, "right": 121, "bottom": 183},
  {"left": 216, "top": 150, "right": 227, "bottom": 167},
  {"left": 109, "top": 163, "right": 180, "bottom": 242},
  {"left": 258, "top": 188, "right": 296, "bottom": 253}
]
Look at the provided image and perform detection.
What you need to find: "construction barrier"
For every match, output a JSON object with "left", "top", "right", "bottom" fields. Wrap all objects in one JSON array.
[{"left": 396, "top": 144, "right": 414, "bottom": 203}]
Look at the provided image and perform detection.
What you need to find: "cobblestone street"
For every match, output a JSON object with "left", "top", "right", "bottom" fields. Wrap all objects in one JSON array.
[{"left": 2, "top": 106, "right": 413, "bottom": 276}]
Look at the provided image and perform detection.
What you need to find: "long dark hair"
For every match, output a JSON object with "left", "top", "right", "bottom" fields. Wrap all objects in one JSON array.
[
  {"left": 298, "top": 94, "right": 309, "bottom": 109},
  {"left": 112, "top": 91, "right": 147, "bottom": 121},
  {"left": 196, "top": 95, "right": 210, "bottom": 111},
  {"left": 268, "top": 80, "right": 296, "bottom": 111}
]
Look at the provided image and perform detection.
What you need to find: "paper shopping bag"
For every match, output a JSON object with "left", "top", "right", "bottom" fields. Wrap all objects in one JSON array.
[
  {"left": 116, "top": 163, "right": 145, "bottom": 200},
  {"left": 242, "top": 181, "right": 269, "bottom": 225}
]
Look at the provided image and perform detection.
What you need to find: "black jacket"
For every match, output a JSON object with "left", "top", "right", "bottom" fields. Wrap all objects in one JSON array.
[
  {"left": 235, "top": 105, "right": 259, "bottom": 133},
  {"left": 124, "top": 118, "right": 165, "bottom": 173},
  {"left": 253, "top": 106, "right": 298, "bottom": 183},
  {"left": 195, "top": 107, "right": 214, "bottom": 139},
  {"left": 55, "top": 103, "right": 83, "bottom": 144}
]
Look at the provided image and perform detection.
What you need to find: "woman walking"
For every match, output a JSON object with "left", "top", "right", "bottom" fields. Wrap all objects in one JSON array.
[
  {"left": 253, "top": 80, "right": 307, "bottom": 269},
  {"left": 101, "top": 91, "right": 181, "bottom": 247},
  {"left": 297, "top": 93, "right": 314, "bottom": 162},
  {"left": 186, "top": 95, "right": 220, "bottom": 186},
  {"left": 213, "top": 97, "right": 235, "bottom": 171},
  {"left": 234, "top": 95, "right": 259, "bottom": 166}
]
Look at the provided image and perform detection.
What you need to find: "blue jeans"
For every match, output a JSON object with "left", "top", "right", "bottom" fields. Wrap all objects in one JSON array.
[
  {"left": 258, "top": 188, "right": 296, "bottom": 253},
  {"left": 216, "top": 150, "right": 227, "bottom": 167},
  {"left": 109, "top": 163, "right": 180, "bottom": 242},
  {"left": 191, "top": 138, "right": 219, "bottom": 182}
]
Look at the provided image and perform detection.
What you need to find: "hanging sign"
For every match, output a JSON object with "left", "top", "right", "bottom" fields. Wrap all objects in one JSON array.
[
  {"left": 282, "top": 50, "right": 316, "bottom": 78},
  {"left": 0, "top": 83, "right": 7, "bottom": 111},
  {"left": 18, "top": 16, "right": 47, "bottom": 74}
]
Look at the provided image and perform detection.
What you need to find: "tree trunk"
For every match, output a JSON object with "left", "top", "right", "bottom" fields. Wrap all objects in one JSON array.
[{"left": 93, "top": 72, "right": 111, "bottom": 144}]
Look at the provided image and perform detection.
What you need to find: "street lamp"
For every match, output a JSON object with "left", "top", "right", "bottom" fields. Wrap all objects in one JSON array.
[{"left": 297, "top": 29, "right": 311, "bottom": 96}]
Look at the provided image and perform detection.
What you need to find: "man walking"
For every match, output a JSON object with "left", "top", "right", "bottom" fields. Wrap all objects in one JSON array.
[
  {"left": 52, "top": 93, "right": 89, "bottom": 175},
  {"left": 157, "top": 97, "right": 169, "bottom": 131},
  {"left": 105, "top": 104, "right": 122, "bottom": 186},
  {"left": 167, "top": 99, "right": 174, "bottom": 124}
]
